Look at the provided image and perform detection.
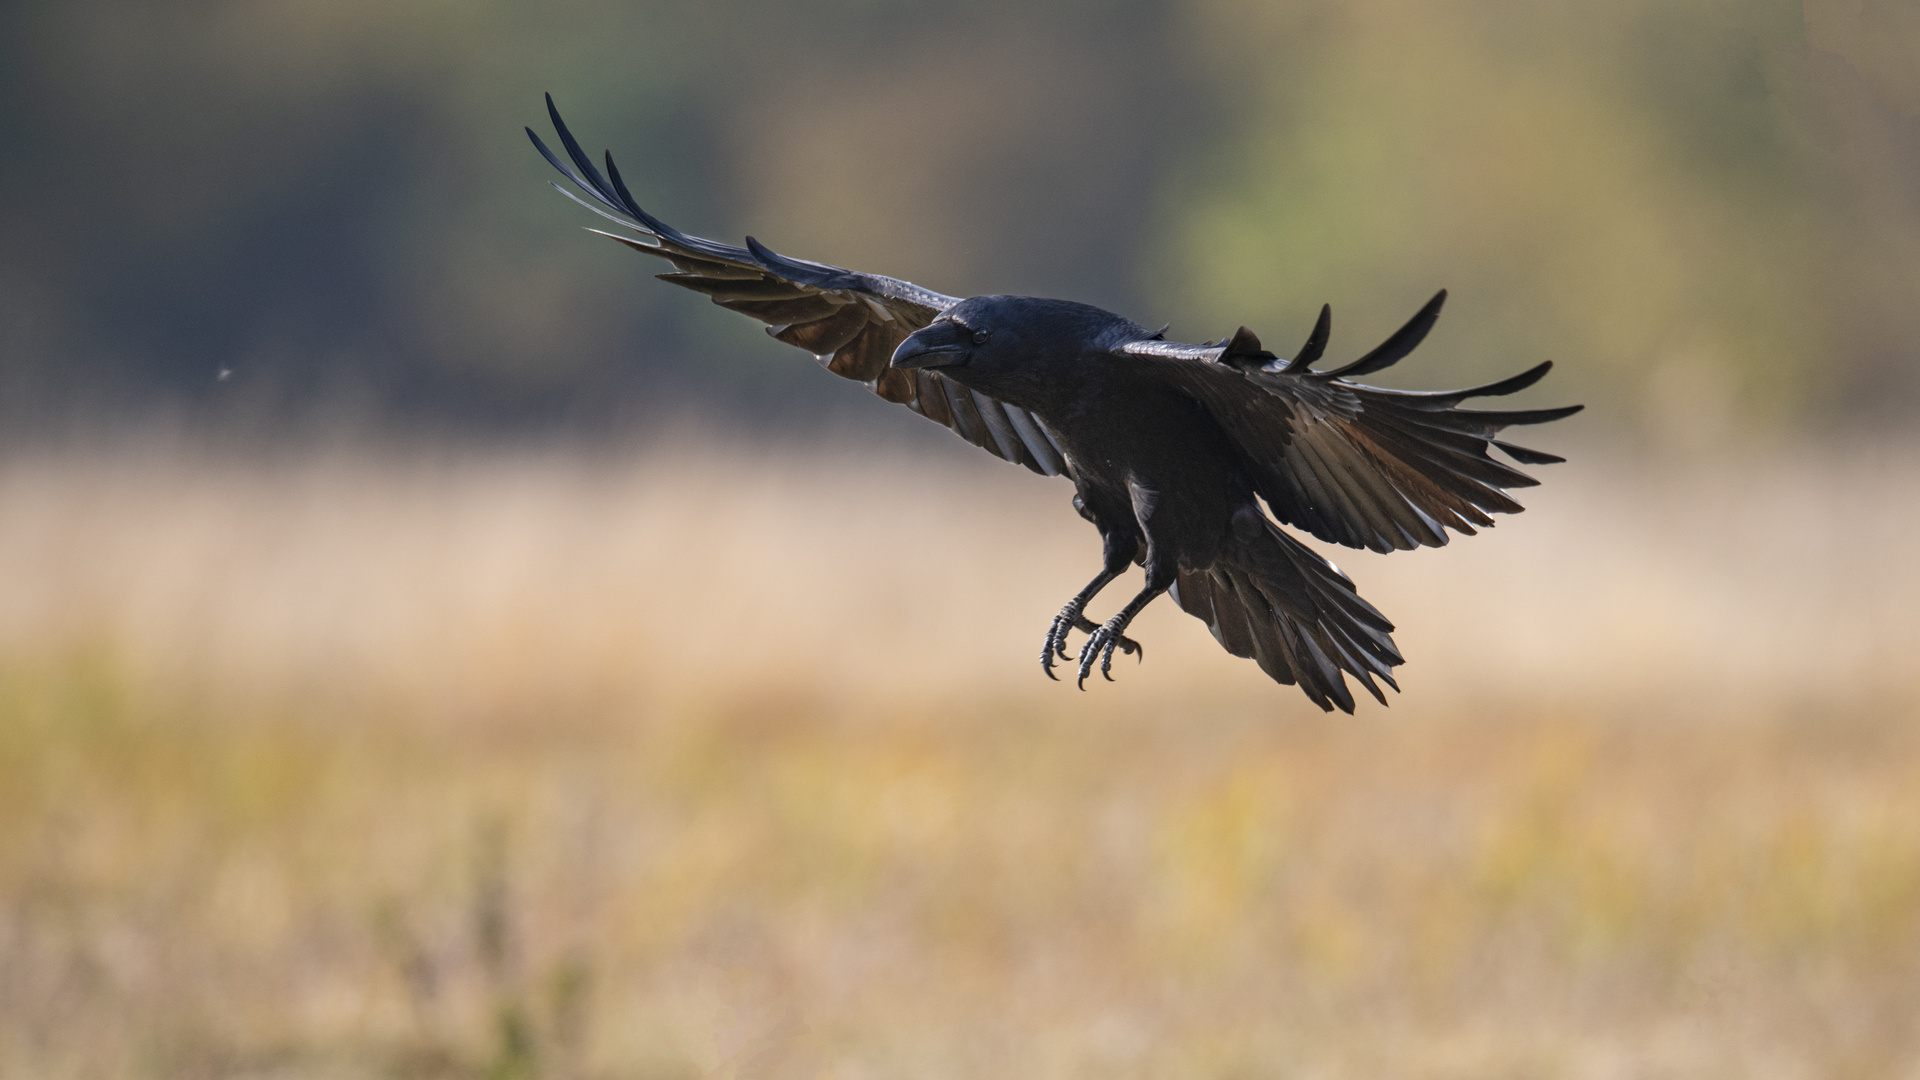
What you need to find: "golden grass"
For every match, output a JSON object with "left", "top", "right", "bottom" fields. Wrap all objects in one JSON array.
[{"left": 2, "top": 437, "right": 1918, "bottom": 1078}]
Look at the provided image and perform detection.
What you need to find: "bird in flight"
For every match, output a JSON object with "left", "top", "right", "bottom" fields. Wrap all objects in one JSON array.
[{"left": 529, "top": 96, "right": 1581, "bottom": 713}]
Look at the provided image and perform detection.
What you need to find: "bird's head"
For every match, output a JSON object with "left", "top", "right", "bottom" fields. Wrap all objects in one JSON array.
[
  {"left": 890, "top": 297, "right": 1013, "bottom": 374},
  {"left": 891, "top": 296, "right": 1117, "bottom": 408}
]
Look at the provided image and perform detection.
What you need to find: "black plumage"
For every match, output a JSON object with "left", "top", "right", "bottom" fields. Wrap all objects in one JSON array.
[{"left": 530, "top": 96, "right": 1582, "bottom": 712}]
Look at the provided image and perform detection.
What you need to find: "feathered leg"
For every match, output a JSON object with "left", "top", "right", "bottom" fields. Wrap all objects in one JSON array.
[
  {"left": 1076, "top": 562, "right": 1175, "bottom": 688},
  {"left": 1041, "top": 535, "right": 1141, "bottom": 680}
]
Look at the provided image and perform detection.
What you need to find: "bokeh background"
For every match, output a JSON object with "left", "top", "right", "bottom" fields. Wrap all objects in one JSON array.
[{"left": 4, "top": 0, "right": 1919, "bottom": 1076}]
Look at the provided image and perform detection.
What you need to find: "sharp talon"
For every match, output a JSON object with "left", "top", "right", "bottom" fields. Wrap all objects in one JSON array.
[
  {"left": 1076, "top": 626, "right": 1105, "bottom": 687},
  {"left": 1068, "top": 620, "right": 1135, "bottom": 687},
  {"left": 1041, "top": 611, "right": 1082, "bottom": 682}
]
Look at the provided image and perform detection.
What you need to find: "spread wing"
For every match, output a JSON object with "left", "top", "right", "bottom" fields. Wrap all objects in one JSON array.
[
  {"left": 529, "top": 95, "right": 1068, "bottom": 477},
  {"left": 1116, "top": 292, "right": 1582, "bottom": 552}
]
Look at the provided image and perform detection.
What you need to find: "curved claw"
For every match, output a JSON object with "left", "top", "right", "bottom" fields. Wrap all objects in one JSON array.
[
  {"left": 1076, "top": 625, "right": 1112, "bottom": 688},
  {"left": 1039, "top": 612, "right": 1078, "bottom": 681}
]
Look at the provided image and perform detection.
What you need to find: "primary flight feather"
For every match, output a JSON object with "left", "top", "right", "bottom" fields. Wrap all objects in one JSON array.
[{"left": 529, "top": 95, "right": 1582, "bottom": 712}]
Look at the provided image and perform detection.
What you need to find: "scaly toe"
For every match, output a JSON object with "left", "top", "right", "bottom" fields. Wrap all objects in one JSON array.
[
  {"left": 1040, "top": 625, "right": 1065, "bottom": 680},
  {"left": 1076, "top": 628, "right": 1110, "bottom": 689},
  {"left": 1041, "top": 613, "right": 1080, "bottom": 680}
]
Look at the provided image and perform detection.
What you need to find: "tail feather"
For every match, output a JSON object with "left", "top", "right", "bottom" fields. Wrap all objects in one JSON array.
[{"left": 1171, "top": 516, "right": 1403, "bottom": 713}]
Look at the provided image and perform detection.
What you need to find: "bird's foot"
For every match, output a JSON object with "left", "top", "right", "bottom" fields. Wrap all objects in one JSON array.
[
  {"left": 1042, "top": 608, "right": 1142, "bottom": 682},
  {"left": 1076, "top": 616, "right": 1142, "bottom": 689},
  {"left": 1040, "top": 609, "right": 1080, "bottom": 680}
]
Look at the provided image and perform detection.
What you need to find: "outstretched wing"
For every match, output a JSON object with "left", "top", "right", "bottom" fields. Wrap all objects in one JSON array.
[
  {"left": 529, "top": 95, "right": 1067, "bottom": 477},
  {"left": 1116, "top": 292, "right": 1582, "bottom": 553}
]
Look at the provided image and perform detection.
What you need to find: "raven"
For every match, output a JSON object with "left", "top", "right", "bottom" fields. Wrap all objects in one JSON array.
[{"left": 530, "top": 96, "right": 1581, "bottom": 712}]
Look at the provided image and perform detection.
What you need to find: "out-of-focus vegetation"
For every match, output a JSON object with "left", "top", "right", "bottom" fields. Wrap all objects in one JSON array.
[
  {"left": 2, "top": 441, "right": 1918, "bottom": 1077},
  {"left": 2, "top": 0, "right": 1915, "bottom": 436},
  {"left": 0, "top": 0, "right": 1195, "bottom": 429},
  {"left": 1163, "top": 0, "right": 1920, "bottom": 432}
]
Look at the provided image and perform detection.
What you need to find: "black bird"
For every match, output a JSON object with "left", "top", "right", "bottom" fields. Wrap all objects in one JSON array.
[{"left": 529, "top": 96, "right": 1582, "bottom": 712}]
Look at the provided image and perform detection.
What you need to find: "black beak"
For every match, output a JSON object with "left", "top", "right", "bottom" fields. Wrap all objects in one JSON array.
[{"left": 891, "top": 321, "right": 971, "bottom": 370}]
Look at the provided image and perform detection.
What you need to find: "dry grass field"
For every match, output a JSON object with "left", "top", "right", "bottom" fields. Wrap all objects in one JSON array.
[{"left": 2, "top": 435, "right": 1917, "bottom": 1079}]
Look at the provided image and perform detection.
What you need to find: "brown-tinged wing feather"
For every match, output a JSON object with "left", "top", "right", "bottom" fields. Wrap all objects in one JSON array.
[{"left": 530, "top": 95, "right": 1067, "bottom": 477}]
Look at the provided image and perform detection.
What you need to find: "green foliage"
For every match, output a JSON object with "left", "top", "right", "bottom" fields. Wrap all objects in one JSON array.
[{"left": 1153, "top": 0, "right": 1919, "bottom": 434}]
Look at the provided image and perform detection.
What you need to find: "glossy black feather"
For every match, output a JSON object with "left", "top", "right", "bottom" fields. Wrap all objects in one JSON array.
[
  {"left": 1318, "top": 289, "right": 1446, "bottom": 379},
  {"left": 1281, "top": 304, "right": 1332, "bottom": 373}
]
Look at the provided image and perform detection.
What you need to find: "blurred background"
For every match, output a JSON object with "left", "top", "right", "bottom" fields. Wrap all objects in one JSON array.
[{"left": 4, "top": 0, "right": 1919, "bottom": 1076}]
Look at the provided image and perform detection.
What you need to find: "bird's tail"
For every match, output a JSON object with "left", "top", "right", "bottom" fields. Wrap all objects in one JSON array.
[{"left": 1170, "top": 512, "right": 1404, "bottom": 713}]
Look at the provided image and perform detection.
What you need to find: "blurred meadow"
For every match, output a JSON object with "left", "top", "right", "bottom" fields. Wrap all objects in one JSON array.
[
  {"left": 4, "top": 0, "right": 1920, "bottom": 1076},
  {"left": 4, "top": 440, "right": 1920, "bottom": 1078}
]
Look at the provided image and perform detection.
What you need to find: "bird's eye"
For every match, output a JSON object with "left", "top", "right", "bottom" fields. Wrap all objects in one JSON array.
[{"left": 972, "top": 328, "right": 991, "bottom": 346}]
